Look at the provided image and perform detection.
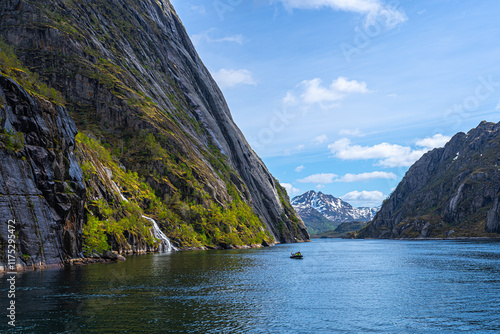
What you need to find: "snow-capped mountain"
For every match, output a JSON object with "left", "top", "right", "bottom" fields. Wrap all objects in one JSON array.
[{"left": 291, "top": 190, "right": 379, "bottom": 234}]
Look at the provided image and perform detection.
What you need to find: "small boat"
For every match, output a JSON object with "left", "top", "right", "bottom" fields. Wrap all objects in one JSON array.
[{"left": 290, "top": 252, "right": 303, "bottom": 259}]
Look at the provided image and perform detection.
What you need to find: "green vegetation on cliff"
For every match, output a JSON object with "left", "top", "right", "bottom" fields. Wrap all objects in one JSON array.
[
  {"left": 0, "top": 39, "right": 65, "bottom": 105},
  {"left": 77, "top": 132, "right": 272, "bottom": 252}
]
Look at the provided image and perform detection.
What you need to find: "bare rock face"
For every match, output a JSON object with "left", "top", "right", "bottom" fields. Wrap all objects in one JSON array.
[
  {"left": 356, "top": 121, "right": 500, "bottom": 239},
  {"left": 0, "top": 75, "right": 85, "bottom": 270}
]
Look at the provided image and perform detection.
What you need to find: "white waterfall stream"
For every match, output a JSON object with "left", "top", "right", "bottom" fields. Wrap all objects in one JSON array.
[
  {"left": 142, "top": 215, "right": 177, "bottom": 252},
  {"left": 112, "top": 181, "right": 176, "bottom": 252}
]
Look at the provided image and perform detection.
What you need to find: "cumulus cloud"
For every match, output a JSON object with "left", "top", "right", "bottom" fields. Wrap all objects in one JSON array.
[
  {"left": 341, "top": 190, "right": 385, "bottom": 205},
  {"left": 285, "top": 77, "right": 369, "bottom": 109},
  {"left": 212, "top": 69, "right": 257, "bottom": 89},
  {"left": 328, "top": 138, "right": 422, "bottom": 167},
  {"left": 301, "top": 77, "right": 368, "bottom": 105},
  {"left": 298, "top": 173, "right": 338, "bottom": 184},
  {"left": 278, "top": 0, "right": 407, "bottom": 29},
  {"left": 332, "top": 77, "right": 369, "bottom": 93},
  {"left": 295, "top": 165, "right": 305, "bottom": 172},
  {"left": 328, "top": 134, "right": 451, "bottom": 168},
  {"left": 281, "top": 183, "right": 301, "bottom": 195},
  {"left": 298, "top": 171, "right": 396, "bottom": 183},
  {"left": 416, "top": 134, "right": 451, "bottom": 151}
]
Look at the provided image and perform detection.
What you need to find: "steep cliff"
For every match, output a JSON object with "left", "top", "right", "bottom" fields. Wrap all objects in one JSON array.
[
  {"left": 0, "top": 72, "right": 85, "bottom": 270},
  {"left": 355, "top": 121, "right": 500, "bottom": 239},
  {"left": 0, "top": 0, "right": 308, "bottom": 267}
]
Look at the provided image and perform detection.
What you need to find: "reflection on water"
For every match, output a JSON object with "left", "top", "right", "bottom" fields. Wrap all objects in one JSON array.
[{"left": 1, "top": 239, "right": 500, "bottom": 333}]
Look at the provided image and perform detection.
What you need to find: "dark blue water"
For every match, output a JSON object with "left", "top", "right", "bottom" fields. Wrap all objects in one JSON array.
[{"left": 2, "top": 239, "right": 500, "bottom": 333}]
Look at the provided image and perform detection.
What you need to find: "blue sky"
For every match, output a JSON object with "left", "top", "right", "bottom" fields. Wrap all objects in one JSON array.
[{"left": 171, "top": 0, "right": 500, "bottom": 207}]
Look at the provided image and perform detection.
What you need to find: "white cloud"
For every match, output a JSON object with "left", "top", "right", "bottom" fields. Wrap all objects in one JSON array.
[
  {"left": 298, "top": 171, "right": 396, "bottom": 183},
  {"left": 328, "top": 138, "right": 421, "bottom": 167},
  {"left": 297, "top": 144, "right": 305, "bottom": 151},
  {"left": 328, "top": 134, "right": 452, "bottom": 168},
  {"left": 341, "top": 190, "right": 385, "bottom": 205},
  {"left": 339, "top": 128, "right": 364, "bottom": 137},
  {"left": 300, "top": 78, "right": 342, "bottom": 104},
  {"left": 332, "top": 76, "right": 369, "bottom": 93},
  {"left": 281, "top": 183, "right": 301, "bottom": 195},
  {"left": 278, "top": 0, "right": 407, "bottom": 29},
  {"left": 387, "top": 93, "right": 398, "bottom": 98},
  {"left": 295, "top": 165, "right": 305, "bottom": 172},
  {"left": 314, "top": 134, "right": 328, "bottom": 144},
  {"left": 298, "top": 173, "right": 338, "bottom": 184},
  {"left": 415, "top": 134, "right": 451, "bottom": 150},
  {"left": 316, "top": 184, "right": 325, "bottom": 190},
  {"left": 336, "top": 171, "right": 397, "bottom": 182},
  {"left": 212, "top": 69, "right": 257, "bottom": 89},
  {"left": 299, "top": 77, "right": 368, "bottom": 107}
]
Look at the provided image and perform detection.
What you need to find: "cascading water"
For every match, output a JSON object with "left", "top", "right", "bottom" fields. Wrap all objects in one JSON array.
[
  {"left": 112, "top": 181, "right": 176, "bottom": 252},
  {"left": 112, "top": 181, "right": 128, "bottom": 202},
  {"left": 142, "top": 215, "right": 177, "bottom": 252}
]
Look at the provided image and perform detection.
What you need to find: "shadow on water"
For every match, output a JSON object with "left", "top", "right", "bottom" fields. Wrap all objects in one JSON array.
[{"left": 2, "top": 239, "right": 500, "bottom": 333}]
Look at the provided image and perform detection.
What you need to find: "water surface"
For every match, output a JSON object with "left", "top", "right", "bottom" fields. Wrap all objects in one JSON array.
[{"left": 2, "top": 239, "right": 500, "bottom": 333}]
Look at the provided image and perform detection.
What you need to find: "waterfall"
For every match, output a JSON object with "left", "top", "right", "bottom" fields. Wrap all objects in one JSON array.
[
  {"left": 112, "top": 181, "right": 128, "bottom": 202},
  {"left": 112, "top": 181, "right": 176, "bottom": 252},
  {"left": 142, "top": 215, "right": 177, "bottom": 252}
]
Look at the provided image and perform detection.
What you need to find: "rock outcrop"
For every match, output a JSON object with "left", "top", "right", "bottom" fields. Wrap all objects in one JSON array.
[
  {"left": 0, "top": 74, "right": 85, "bottom": 270},
  {"left": 355, "top": 121, "right": 500, "bottom": 239},
  {"left": 0, "top": 0, "right": 308, "bottom": 269}
]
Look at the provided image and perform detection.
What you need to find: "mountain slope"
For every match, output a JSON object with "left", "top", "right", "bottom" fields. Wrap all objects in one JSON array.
[
  {"left": 355, "top": 121, "right": 500, "bottom": 239},
  {"left": 0, "top": 0, "right": 308, "bottom": 270},
  {"left": 292, "top": 190, "right": 378, "bottom": 234}
]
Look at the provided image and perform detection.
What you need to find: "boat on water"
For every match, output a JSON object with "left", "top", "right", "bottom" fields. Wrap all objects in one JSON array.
[{"left": 290, "top": 252, "right": 303, "bottom": 259}]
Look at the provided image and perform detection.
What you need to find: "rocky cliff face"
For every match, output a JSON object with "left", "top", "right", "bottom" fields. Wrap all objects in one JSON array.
[
  {"left": 292, "top": 190, "right": 378, "bottom": 234},
  {"left": 355, "top": 121, "right": 500, "bottom": 239},
  {"left": 0, "top": 0, "right": 309, "bottom": 263},
  {"left": 0, "top": 0, "right": 308, "bottom": 268},
  {"left": 0, "top": 74, "right": 85, "bottom": 270}
]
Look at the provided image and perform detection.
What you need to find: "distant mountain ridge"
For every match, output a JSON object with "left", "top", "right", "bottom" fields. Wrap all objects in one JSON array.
[{"left": 291, "top": 190, "right": 379, "bottom": 234}]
